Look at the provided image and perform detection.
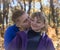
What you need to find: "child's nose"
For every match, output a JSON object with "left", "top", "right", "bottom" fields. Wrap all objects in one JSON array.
[
  {"left": 34, "top": 17, "right": 37, "bottom": 23},
  {"left": 31, "top": 21, "right": 36, "bottom": 25}
]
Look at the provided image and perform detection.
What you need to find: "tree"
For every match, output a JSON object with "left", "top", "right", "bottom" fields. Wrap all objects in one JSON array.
[
  {"left": 0, "top": 11, "right": 3, "bottom": 24},
  {"left": 27, "top": 0, "right": 32, "bottom": 14},
  {"left": 50, "top": 0, "right": 59, "bottom": 35},
  {"left": 39, "top": 0, "right": 42, "bottom": 11},
  {"left": 17, "top": 0, "right": 23, "bottom": 10},
  {"left": 23, "top": 0, "right": 26, "bottom": 11},
  {"left": 2, "top": 0, "right": 9, "bottom": 34}
]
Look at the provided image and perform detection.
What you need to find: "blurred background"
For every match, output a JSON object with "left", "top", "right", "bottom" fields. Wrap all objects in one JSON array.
[{"left": 0, "top": 0, "right": 60, "bottom": 50}]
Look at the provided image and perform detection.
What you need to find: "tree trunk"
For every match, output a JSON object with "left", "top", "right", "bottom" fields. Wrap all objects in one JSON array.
[
  {"left": 50, "top": 0, "right": 55, "bottom": 24},
  {"left": 18, "top": 0, "right": 23, "bottom": 10},
  {"left": 2, "top": 0, "right": 9, "bottom": 37},
  {"left": 50, "top": 0, "right": 58, "bottom": 35},
  {"left": 23, "top": 0, "right": 26, "bottom": 11},
  {"left": 19, "top": 2, "right": 23, "bottom": 10},
  {"left": 0, "top": 12, "right": 2, "bottom": 24},
  {"left": 27, "top": 0, "right": 32, "bottom": 14},
  {"left": 33, "top": 0, "right": 35, "bottom": 12},
  {"left": 39, "top": 0, "right": 42, "bottom": 12}
]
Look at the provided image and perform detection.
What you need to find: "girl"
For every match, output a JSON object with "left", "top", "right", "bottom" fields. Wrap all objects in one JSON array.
[{"left": 26, "top": 12, "right": 55, "bottom": 50}]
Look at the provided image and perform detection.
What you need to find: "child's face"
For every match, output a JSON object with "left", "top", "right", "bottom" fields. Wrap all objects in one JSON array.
[{"left": 31, "top": 17, "right": 45, "bottom": 32}]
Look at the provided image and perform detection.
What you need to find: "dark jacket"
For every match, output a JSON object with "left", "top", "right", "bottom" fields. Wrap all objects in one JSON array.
[
  {"left": 6, "top": 30, "right": 55, "bottom": 50},
  {"left": 4, "top": 24, "right": 19, "bottom": 49}
]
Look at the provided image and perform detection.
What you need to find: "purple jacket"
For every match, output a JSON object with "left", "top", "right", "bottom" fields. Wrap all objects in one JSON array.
[{"left": 6, "top": 31, "right": 55, "bottom": 50}]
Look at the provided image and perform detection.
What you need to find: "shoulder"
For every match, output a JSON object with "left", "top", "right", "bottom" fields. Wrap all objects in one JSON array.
[
  {"left": 4, "top": 24, "right": 16, "bottom": 38},
  {"left": 4, "top": 25, "right": 13, "bottom": 35},
  {"left": 43, "top": 34, "right": 52, "bottom": 42},
  {"left": 4, "top": 24, "right": 18, "bottom": 34},
  {"left": 42, "top": 33, "right": 52, "bottom": 41},
  {"left": 5, "top": 24, "right": 15, "bottom": 32},
  {"left": 43, "top": 34, "right": 55, "bottom": 50},
  {"left": 42, "top": 33, "right": 53, "bottom": 45}
]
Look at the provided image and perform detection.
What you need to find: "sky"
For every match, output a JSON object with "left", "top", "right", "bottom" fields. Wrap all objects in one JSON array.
[
  {"left": 0, "top": 0, "right": 60, "bottom": 10},
  {"left": 10, "top": 0, "right": 48, "bottom": 7},
  {"left": 0, "top": 0, "right": 48, "bottom": 10}
]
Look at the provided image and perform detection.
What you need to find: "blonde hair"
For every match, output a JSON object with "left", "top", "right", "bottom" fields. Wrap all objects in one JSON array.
[{"left": 31, "top": 12, "right": 48, "bottom": 33}]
